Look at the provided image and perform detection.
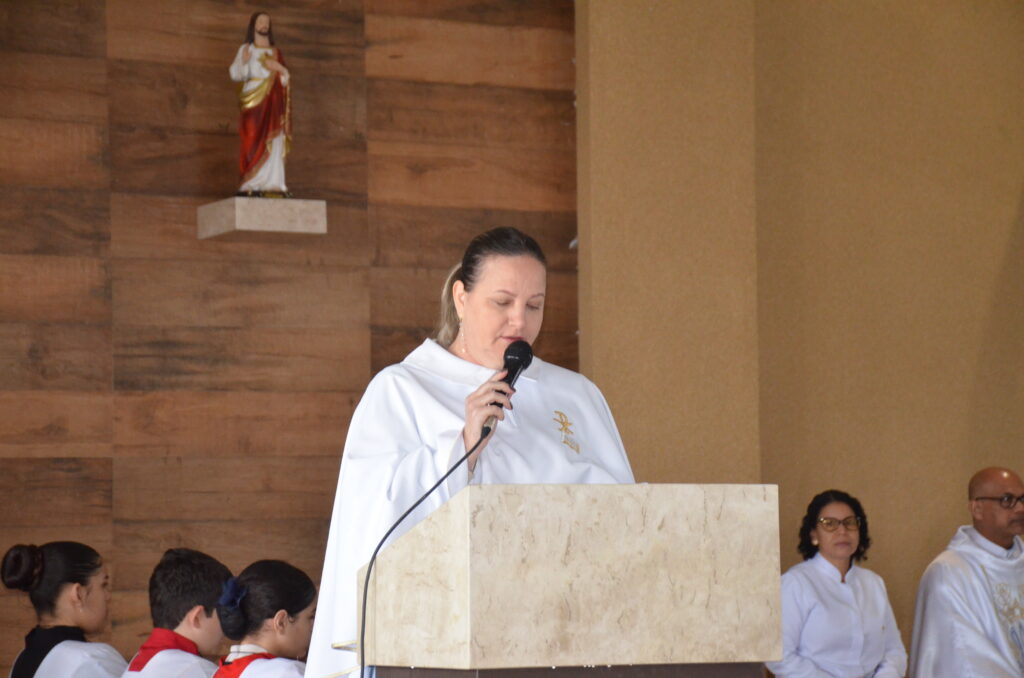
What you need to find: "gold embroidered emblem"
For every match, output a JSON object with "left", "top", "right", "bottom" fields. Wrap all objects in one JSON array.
[{"left": 553, "top": 410, "right": 581, "bottom": 454}]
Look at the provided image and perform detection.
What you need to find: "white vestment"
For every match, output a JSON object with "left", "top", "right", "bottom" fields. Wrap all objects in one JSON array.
[
  {"left": 24, "top": 640, "right": 126, "bottom": 678},
  {"left": 216, "top": 645, "right": 305, "bottom": 678},
  {"left": 909, "top": 525, "right": 1024, "bottom": 678},
  {"left": 305, "top": 339, "right": 635, "bottom": 678},
  {"left": 122, "top": 649, "right": 217, "bottom": 678},
  {"left": 765, "top": 553, "right": 907, "bottom": 678},
  {"left": 229, "top": 44, "right": 288, "bottom": 194}
]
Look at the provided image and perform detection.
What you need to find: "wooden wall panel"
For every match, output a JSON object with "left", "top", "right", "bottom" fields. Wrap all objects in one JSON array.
[
  {"left": 113, "top": 327, "right": 369, "bottom": 392},
  {"left": 365, "top": 14, "right": 573, "bottom": 90},
  {"left": 0, "top": 0, "right": 106, "bottom": 57},
  {"left": 366, "top": 0, "right": 573, "bottom": 30},
  {"left": 113, "top": 391, "right": 353, "bottom": 458},
  {"left": 367, "top": 79, "right": 574, "bottom": 150},
  {"left": 368, "top": 139, "right": 575, "bottom": 212},
  {"left": 0, "top": 189, "right": 109, "bottom": 258},
  {"left": 5, "top": 52, "right": 108, "bottom": 124},
  {"left": 107, "top": 60, "right": 235, "bottom": 133},
  {"left": 112, "top": 261, "right": 368, "bottom": 328},
  {"left": 0, "top": 119, "right": 108, "bottom": 189},
  {"left": 0, "top": 392, "right": 112, "bottom": 448},
  {"left": 369, "top": 203, "right": 576, "bottom": 270},
  {"left": 109, "top": 126, "right": 235, "bottom": 198},
  {"left": 0, "top": 324, "right": 111, "bottom": 391},
  {"left": 0, "top": 255, "right": 110, "bottom": 323},
  {"left": 106, "top": 0, "right": 364, "bottom": 75},
  {"left": 113, "top": 457, "right": 338, "bottom": 523}
]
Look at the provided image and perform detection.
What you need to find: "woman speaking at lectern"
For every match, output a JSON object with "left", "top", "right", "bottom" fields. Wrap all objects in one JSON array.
[{"left": 305, "top": 227, "right": 635, "bottom": 678}]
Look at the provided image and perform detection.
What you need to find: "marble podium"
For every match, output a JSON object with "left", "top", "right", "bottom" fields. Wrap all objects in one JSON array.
[{"left": 358, "top": 484, "right": 781, "bottom": 677}]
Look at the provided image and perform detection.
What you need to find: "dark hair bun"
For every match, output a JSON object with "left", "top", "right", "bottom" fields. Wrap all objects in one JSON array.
[{"left": 2, "top": 544, "right": 44, "bottom": 592}]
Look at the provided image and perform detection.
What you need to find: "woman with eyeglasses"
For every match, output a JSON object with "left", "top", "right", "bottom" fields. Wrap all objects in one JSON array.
[{"left": 766, "top": 489, "right": 907, "bottom": 678}]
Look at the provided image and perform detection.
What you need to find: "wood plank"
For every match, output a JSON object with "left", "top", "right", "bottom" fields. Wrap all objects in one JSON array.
[
  {"left": 4, "top": 51, "right": 107, "bottom": 124},
  {"left": 368, "top": 139, "right": 574, "bottom": 212},
  {"left": 371, "top": 267, "right": 448, "bottom": 329},
  {"left": 365, "top": 0, "right": 574, "bottom": 30},
  {"left": 0, "top": 189, "right": 109, "bottom": 258},
  {"left": 113, "top": 327, "right": 369, "bottom": 392},
  {"left": 109, "top": 193, "right": 370, "bottom": 267},
  {"left": 0, "top": 392, "right": 111, "bottom": 446},
  {"left": 0, "top": 255, "right": 110, "bottom": 323},
  {"left": 0, "top": 0, "right": 106, "bottom": 57},
  {"left": 112, "top": 260, "right": 368, "bottom": 328},
  {"left": 113, "top": 391, "right": 354, "bottom": 457},
  {"left": 529, "top": 330, "right": 579, "bottom": 372},
  {"left": 112, "top": 519, "right": 330, "bottom": 592},
  {"left": 366, "top": 14, "right": 573, "bottom": 91},
  {"left": 0, "top": 119, "right": 108, "bottom": 190},
  {"left": 370, "top": 326, "right": 432, "bottom": 374},
  {"left": 111, "top": 126, "right": 366, "bottom": 200},
  {"left": 0, "top": 323, "right": 111, "bottom": 391},
  {"left": 371, "top": 267, "right": 576, "bottom": 331},
  {"left": 109, "top": 126, "right": 235, "bottom": 198},
  {"left": 106, "top": 0, "right": 364, "bottom": 75},
  {"left": 0, "top": 458, "right": 112, "bottom": 526},
  {"left": 109, "top": 59, "right": 366, "bottom": 140},
  {"left": 107, "top": 60, "right": 235, "bottom": 134},
  {"left": 367, "top": 79, "right": 574, "bottom": 150},
  {"left": 113, "top": 457, "right": 338, "bottom": 522},
  {"left": 369, "top": 203, "right": 576, "bottom": 270},
  {"left": 286, "top": 134, "right": 369, "bottom": 202},
  {"left": 110, "top": 590, "right": 154, "bottom": 662}
]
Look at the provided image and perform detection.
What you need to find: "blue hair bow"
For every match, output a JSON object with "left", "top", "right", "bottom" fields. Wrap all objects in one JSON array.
[{"left": 218, "top": 576, "right": 247, "bottom": 610}]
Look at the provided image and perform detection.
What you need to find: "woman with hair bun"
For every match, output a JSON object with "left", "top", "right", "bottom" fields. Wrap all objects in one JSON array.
[
  {"left": 2, "top": 541, "right": 127, "bottom": 678},
  {"left": 766, "top": 490, "right": 907, "bottom": 678},
  {"left": 307, "top": 227, "right": 635, "bottom": 678},
  {"left": 213, "top": 560, "right": 317, "bottom": 678}
]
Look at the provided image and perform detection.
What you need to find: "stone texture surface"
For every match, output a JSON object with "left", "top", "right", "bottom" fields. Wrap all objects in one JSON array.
[
  {"left": 196, "top": 197, "right": 327, "bottom": 239},
  {"left": 361, "top": 484, "right": 781, "bottom": 669}
]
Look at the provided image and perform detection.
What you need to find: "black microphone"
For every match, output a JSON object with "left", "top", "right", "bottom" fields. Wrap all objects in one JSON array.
[{"left": 482, "top": 340, "right": 533, "bottom": 437}]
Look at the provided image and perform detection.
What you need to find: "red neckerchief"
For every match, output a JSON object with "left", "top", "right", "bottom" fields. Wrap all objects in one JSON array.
[
  {"left": 128, "top": 628, "right": 201, "bottom": 671},
  {"left": 215, "top": 652, "right": 277, "bottom": 678}
]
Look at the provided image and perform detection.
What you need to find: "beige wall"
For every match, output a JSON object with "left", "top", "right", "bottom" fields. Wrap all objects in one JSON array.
[
  {"left": 757, "top": 0, "right": 1024, "bottom": 642},
  {"left": 577, "top": 1, "right": 761, "bottom": 484},
  {"left": 578, "top": 0, "right": 1024, "bottom": 649}
]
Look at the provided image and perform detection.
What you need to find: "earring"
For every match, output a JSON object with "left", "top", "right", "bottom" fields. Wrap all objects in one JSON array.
[
  {"left": 459, "top": 320, "right": 468, "bottom": 355},
  {"left": 811, "top": 539, "right": 819, "bottom": 546}
]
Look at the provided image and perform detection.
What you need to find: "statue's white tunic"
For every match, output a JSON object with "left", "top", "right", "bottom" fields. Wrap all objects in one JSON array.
[
  {"left": 909, "top": 525, "right": 1024, "bottom": 678},
  {"left": 305, "top": 339, "right": 635, "bottom": 678}
]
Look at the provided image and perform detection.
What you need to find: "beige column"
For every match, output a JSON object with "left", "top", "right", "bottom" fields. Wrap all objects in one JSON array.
[{"left": 576, "top": 1, "right": 759, "bottom": 483}]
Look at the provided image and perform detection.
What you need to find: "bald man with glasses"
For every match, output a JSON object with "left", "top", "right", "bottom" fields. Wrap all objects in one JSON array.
[{"left": 909, "top": 467, "right": 1024, "bottom": 677}]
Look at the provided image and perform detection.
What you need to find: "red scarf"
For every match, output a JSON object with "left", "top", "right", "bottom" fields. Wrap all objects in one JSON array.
[
  {"left": 216, "top": 652, "right": 277, "bottom": 678},
  {"left": 128, "top": 628, "right": 201, "bottom": 671}
]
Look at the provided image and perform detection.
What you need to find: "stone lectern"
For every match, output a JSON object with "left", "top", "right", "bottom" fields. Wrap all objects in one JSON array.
[{"left": 359, "top": 484, "right": 781, "bottom": 678}]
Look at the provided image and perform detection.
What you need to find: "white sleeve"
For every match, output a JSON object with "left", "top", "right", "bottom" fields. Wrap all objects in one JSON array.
[
  {"left": 909, "top": 561, "right": 1021, "bottom": 678},
  {"left": 229, "top": 44, "right": 250, "bottom": 81},
  {"left": 764, "top": 573, "right": 836, "bottom": 678},
  {"left": 872, "top": 579, "right": 908, "bottom": 678},
  {"left": 69, "top": 644, "right": 128, "bottom": 678}
]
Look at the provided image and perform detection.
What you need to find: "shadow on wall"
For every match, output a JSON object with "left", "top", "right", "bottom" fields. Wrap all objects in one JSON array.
[{"left": 967, "top": 183, "right": 1024, "bottom": 469}]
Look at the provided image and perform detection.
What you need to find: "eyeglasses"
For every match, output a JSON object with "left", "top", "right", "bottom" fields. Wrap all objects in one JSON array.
[
  {"left": 817, "top": 516, "right": 861, "bottom": 532},
  {"left": 972, "top": 494, "right": 1024, "bottom": 509}
]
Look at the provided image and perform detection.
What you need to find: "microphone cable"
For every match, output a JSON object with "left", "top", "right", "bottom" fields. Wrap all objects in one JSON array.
[{"left": 358, "top": 432, "right": 488, "bottom": 678}]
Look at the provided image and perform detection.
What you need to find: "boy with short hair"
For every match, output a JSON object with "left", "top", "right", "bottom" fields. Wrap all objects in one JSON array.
[{"left": 123, "top": 548, "right": 232, "bottom": 677}]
